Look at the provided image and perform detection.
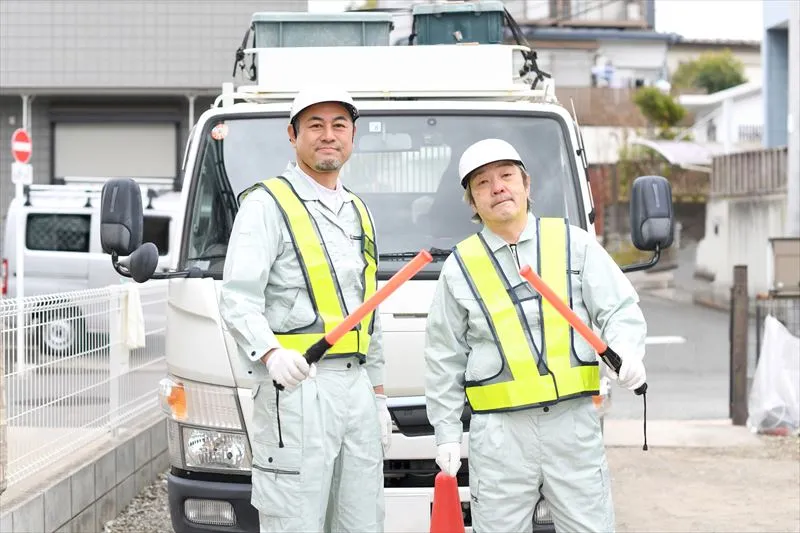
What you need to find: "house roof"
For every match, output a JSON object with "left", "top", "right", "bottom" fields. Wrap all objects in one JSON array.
[
  {"left": 672, "top": 37, "right": 761, "bottom": 49},
  {"left": 628, "top": 138, "right": 727, "bottom": 169},
  {"left": 678, "top": 81, "right": 762, "bottom": 108},
  {"left": 513, "top": 27, "right": 682, "bottom": 44}
]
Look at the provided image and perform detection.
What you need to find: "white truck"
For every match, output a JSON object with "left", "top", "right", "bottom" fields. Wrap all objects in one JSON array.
[{"left": 97, "top": 3, "right": 674, "bottom": 532}]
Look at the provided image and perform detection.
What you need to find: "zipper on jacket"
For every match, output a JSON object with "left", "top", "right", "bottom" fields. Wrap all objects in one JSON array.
[{"left": 509, "top": 243, "right": 521, "bottom": 269}]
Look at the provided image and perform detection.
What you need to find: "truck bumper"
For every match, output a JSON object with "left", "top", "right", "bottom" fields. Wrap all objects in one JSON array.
[
  {"left": 167, "top": 472, "right": 555, "bottom": 533},
  {"left": 167, "top": 473, "right": 259, "bottom": 533},
  {"left": 384, "top": 486, "right": 555, "bottom": 533}
]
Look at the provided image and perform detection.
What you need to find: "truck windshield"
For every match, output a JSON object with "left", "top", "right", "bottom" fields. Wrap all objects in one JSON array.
[{"left": 182, "top": 112, "right": 583, "bottom": 278}]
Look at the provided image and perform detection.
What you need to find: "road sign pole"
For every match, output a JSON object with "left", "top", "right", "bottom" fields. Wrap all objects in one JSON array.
[
  {"left": 15, "top": 178, "right": 25, "bottom": 372},
  {"left": 10, "top": 128, "right": 32, "bottom": 373}
]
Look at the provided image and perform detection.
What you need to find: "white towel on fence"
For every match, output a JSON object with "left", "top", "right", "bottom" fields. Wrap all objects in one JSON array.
[{"left": 124, "top": 284, "right": 147, "bottom": 350}]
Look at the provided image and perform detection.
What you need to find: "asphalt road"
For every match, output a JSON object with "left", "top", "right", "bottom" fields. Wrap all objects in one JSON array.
[{"left": 606, "top": 293, "right": 735, "bottom": 421}]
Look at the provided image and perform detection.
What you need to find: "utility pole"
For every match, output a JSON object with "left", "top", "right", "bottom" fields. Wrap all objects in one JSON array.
[{"left": 788, "top": 0, "right": 800, "bottom": 236}]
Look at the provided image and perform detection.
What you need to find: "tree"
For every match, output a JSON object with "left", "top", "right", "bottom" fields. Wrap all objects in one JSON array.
[
  {"left": 671, "top": 49, "right": 747, "bottom": 94},
  {"left": 633, "top": 87, "right": 687, "bottom": 139}
]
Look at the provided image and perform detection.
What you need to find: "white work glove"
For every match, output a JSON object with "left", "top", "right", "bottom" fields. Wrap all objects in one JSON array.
[
  {"left": 265, "top": 348, "right": 311, "bottom": 392},
  {"left": 435, "top": 442, "right": 461, "bottom": 477},
  {"left": 375, "top": 394, "right": 392, "bottom": 454},
  {"left": 611, "top": 356, "right": 647, "bottom": 391}
]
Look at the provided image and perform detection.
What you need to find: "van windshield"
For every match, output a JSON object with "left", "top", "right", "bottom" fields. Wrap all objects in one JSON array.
[{"left": 182, "top": 112, "right": 583, "bottom": 279}]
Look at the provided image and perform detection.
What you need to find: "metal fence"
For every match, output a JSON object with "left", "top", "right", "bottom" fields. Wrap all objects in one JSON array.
[{"left": 0, "top": 280, "right": 168, "bottom": 491}]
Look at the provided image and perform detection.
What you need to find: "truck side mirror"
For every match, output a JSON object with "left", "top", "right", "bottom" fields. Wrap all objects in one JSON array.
[
  {"left": 101, "top": 178, "right": 144, "bottom": 256},
  {"left": 101, "top": 178, "right": 161, "bottom": 283},
  {"left": 620, "top": 175, "right": 674, "bottom": 274},
  {"left": 630, "top": 175, "right": 673, "bottom": 251}
]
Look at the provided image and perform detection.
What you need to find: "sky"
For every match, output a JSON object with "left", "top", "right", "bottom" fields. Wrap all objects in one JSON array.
[{"left": 307, "top": 0, "right": 766, "bottom": 42}]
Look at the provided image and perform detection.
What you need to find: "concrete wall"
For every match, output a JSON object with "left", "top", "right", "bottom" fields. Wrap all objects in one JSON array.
[
  {"left": 695, "top": 194, "right": 787, "bottom": 297},
  {"left": 0, "top": 0, "right": 307, "bottom": 91},
  {"left": 580, "top": 126, "right": 638, "bottom": 164},
  {"left": 0, "top": 416, "right": 169, "bottom": 533},
  {"left": 0, "top": 95, "right": 217, "bottom": 256}
]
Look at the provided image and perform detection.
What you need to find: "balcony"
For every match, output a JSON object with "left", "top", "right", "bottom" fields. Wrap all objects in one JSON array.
[
  {"left": 711, "top": 146, "right": 787, "bottom": 198},
  {"left": 516, "top": 0, "right": 650, "bottom": 28}
]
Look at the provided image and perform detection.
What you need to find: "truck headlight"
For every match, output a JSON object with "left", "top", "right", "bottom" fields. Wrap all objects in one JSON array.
[{"left": 160, "top": 376, "right": 252, "bottom": 473}]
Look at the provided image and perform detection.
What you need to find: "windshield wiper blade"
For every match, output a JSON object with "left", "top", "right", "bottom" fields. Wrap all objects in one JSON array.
[
  {"left": 380, "top": 247, "right": 452, "bottom": 261},
  {"left": 186, "top": 254, "right": 227, "bottom": 261}
]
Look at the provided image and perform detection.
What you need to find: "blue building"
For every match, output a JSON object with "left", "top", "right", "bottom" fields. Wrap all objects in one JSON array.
[
  {"left": 763, "top": 0, "right": 799, "bottom": 236},
  {"left": 762, "top": 0, "right": 798, "bottom": 148}
]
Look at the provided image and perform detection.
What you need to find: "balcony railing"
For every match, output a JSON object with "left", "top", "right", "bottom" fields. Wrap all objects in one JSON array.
[{"left": 711, "top": 147, "right": 788, "bottom": 198}]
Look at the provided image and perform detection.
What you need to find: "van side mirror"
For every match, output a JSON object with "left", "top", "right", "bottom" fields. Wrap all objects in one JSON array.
[
  {"left": 621, "top": 175, "right": 674, "bottom": 273},
  {"left": 101, "top": 178, "right": 144, "bottom": 256}
]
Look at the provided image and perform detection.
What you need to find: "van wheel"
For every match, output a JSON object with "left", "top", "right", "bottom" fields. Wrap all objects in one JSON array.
[{"left": 32, "top": 305, "right": 87, "bottom": 357}]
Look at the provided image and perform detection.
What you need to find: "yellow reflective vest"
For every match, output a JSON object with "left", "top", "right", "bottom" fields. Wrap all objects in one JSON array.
[
  {"left": 453, "top": 217, "right": 600, "bottom": 412},
  {"left": 239, "top": 176, "right": 377, "bottom": 359}
]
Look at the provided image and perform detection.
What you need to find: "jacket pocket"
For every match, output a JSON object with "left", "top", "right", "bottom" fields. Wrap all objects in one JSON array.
[{"left": 251, "top": 444, "right": 303, "bottom": 518}]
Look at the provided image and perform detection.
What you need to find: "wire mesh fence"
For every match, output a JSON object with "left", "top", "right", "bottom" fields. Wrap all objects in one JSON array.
[{"left": 0, "top": 280, "right": 168, "bottom": 490}]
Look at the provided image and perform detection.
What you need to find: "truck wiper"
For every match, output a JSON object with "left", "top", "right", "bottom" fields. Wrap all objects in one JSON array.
[
  {"left": 186, "top": 254, "right": 227, "bottom": 261},
  {"left": 380, "top": 247, "right": 452, "bottom": 261}
]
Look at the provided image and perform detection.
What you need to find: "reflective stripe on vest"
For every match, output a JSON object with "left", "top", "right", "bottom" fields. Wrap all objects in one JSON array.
[
  {"left": 239, "top": 176, "right": 377, "bottom": 358},
  {"left": 453, "top": 217, "right": 599, "bottom": 413}
]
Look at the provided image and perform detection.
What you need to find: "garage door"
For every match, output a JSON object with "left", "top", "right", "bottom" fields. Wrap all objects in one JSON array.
[{"left": 54, "top": 122, "right": 178, "bottom": 180}]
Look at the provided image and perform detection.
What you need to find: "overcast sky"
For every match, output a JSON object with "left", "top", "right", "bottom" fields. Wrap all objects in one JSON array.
[{"left": 307, "top": 0, "right": 766, "bottom": 42}]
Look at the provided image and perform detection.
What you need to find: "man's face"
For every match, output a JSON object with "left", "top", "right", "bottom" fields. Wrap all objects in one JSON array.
[
  {"left": 288, "top": 102, "right": 355, "bottom": 174},
  {"left": 468, "top": 161, "right": 530, "bottom": 224}
]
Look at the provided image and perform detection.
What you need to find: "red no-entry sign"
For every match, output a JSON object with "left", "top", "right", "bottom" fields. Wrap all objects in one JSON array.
[{"left": 11, "top": 128, "right": 32, "bottom": 164}]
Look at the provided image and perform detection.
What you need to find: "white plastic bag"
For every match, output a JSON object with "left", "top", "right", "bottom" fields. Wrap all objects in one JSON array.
[{"left": 746, "top": 314, "right": 800, "bottom": 435}]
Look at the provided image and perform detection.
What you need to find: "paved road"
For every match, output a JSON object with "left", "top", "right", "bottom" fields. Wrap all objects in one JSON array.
[{"left": 607, "top": 293, "right": 733, "bottom": 421}]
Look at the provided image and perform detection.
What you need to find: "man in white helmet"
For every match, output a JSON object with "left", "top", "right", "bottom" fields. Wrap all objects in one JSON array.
[
  {"left": 219, "top": 86, "right": 391, "bottom": 532},
  {"left": 423, "top": 138, "right": 647, "bottom": 532}
]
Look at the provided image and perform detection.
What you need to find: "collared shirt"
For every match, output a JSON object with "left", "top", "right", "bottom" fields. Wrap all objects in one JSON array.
[
  {"left": 296, "top": 165, "right": 347, "bottom": 214},
  {"left": 218, "top": 163, "right": 385, "bottom": 387},
  {"left": 424, "top": 212, "right": 647, "bottom": 445}
]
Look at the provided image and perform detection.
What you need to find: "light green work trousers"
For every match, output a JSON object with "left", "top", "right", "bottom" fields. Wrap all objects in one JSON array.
[
  {"left": 251, "top": 357, "right": 385, "bottom": 532},
  {"left": 468, "top": 396, "right": 615, "bottom": 533}
]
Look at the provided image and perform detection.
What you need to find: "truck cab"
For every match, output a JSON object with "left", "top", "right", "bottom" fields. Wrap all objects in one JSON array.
[{"left": 98, "top": 4, "right": 674, "bottom": 532}]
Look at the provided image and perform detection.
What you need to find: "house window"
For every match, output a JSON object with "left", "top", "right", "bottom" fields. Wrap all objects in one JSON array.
[{"left": 707, "top": 120, "right": 717, "bottom": 142}]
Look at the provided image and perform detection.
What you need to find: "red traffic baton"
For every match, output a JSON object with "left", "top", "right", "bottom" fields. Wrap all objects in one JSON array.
[
  {"left": 274, "top": 250, "right": 433, "bottom": 390},
  {"left": 304, "top": 249, "right": 432, "bottom": 364},
  {"left": 519, "top": 264, "right": 647, "bottom": 396}
]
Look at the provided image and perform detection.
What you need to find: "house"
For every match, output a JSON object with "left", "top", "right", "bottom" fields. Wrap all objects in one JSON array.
[
  {"left": 692, "top": 1, "right": 798, "bottom": 302},
  {"left": 0, "top": 0, "right": 308, "bottom": 249},
  {"left": 677, "top": 81, "right": 764, "bottom": 153}
]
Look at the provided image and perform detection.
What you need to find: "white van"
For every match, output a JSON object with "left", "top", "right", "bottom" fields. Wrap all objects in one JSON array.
[
  {"left": 1, "top": 178, "right": 179, "bottom": 356},
  {"left": 97, "top": 5, "right": 674, "bottom": 532}
]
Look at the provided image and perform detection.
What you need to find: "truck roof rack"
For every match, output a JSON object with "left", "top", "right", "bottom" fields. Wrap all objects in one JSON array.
[
  {"left": 220, "top": 3, "right": 556, "bottom": 109},
  {"left": 22, "top": 178, "right": 176, "bottom": 210},
  {"left": 217, "top": 43, "right": 556, "bottom": 109}
]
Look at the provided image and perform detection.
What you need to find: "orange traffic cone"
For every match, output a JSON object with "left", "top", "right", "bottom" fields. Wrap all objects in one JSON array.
[{"left": 430, "top": 472, "right": 465, "bottom": 533}]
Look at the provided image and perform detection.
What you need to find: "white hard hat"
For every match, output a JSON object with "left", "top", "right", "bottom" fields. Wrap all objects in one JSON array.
[
  {"left": 458, "top": 138, "right": 525, "bottom": 188},
  {"left": 289, "top": 86, "right": 359, "bottom": 124}
]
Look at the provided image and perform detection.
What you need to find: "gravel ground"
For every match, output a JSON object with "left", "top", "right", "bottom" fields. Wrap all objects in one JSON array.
[{"left": 107, "top": 435, "right": 800, "bottom": 533}]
